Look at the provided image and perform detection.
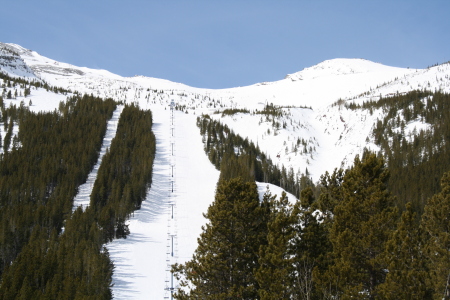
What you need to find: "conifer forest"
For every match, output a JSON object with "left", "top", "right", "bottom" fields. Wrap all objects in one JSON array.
[{"left": 172, "top": 90, "right": 450, "bottom": 299}]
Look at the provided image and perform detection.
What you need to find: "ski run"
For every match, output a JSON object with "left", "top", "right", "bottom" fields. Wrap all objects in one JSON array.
[
  {"left": 2, "top": 42, "right": 450, "bottom": 298},
  {"left": 68, "top": 102, "right": 294, "bottom": 299},
  {"left": 95, "top": 105, "right": 221, "bottom": 299}
]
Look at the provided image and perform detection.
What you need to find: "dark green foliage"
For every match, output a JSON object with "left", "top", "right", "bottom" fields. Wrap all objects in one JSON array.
[
  {"left": 256, "top": 186, "right": 330, "bottom": 300},
  {"left": 256, "top": 190, "right": 298, "bottom": 299},
  {"left": 318, "top": 151, "right": 398, "bottom": 299},
  {"left": 218, "top": 108, "right": 250, "bottom": 116},
  {"left": 377, "top": 202, "right": 432, "bottom": 299},
  {"left": 173, "top": 177, "right": 270, "bottom": 299},
  {"left": 218, "top": 152, "right": 257, "bottom": 183},
  {"left": 90, "top": 103, "right": 155, "bottom": 242},
  {"left": 0, "top": 72, "right": 155, "bottom": 297},
  {"left": 197, "top": 115, "right": 305, "bottom": 197},
  {"left": 293, "top": 187, "right": 330, "bottom": 300},
  {"left": 350, "top": 90, "right": 450, "bottom": 215},
  {"left": 422, "top": 171, "right": 450, "bottom": 299},
  {"left": 254, "top": 103, "right": 284, "bottom": 118},
  {"left": 0, "top": 94, "right": 117, "bottom": 298},
  {"left": 3, "top": 117, "right": 13, "bottom": 152},
  {"left": 0, "top": 208, "right": 113, "bottom": 299}
]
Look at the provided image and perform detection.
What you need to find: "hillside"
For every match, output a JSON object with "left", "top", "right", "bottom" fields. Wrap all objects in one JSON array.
[
  {"left": 2, "top": 42, "right": 450, "bottom": 182},
  {"left": 1, "top": 41, "right": 450, "bottom": 298}
]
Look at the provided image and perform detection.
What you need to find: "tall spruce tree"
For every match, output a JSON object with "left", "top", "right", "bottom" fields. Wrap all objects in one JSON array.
[
  {"left": 322, "top": 151, "right": 398, "bottom": 299},
  {"left": 173, "top": 177, "right": 269, "bottom": 299},
  {"left": 256, "top": 189, "right": 298, "bottom": 300},
  {"left": 377, "top": 202, "right": 432, "bottom": 299},
  {"left": 422, "top": 171, "right": 450, "bottom": 299},
  {"left": 294, "top": 187, "right": 330, "bottom": 300}
]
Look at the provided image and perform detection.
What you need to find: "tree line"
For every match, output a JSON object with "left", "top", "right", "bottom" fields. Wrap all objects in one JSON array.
[
  {"left": 349, "top": 90, "right": 450, "bottom": 215},
  {"left": 1, "top": 71, "right": 72, "bottom": 99},
  {"left": 90, "top": 103, "right": 156, "bottom": 242},
  {"left": 197, "top": 115, "right": 313, "bottom": 198},
  {"left": 0, "top": 95, "right": 156, "bottom": 298},
  {"left": 173, "top": 150, "right": 450, "bottom": 299}
]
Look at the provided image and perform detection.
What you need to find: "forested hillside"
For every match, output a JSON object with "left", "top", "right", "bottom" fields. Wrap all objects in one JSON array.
[
  {"left": 174, "top": 149, "right": 450, "bottom": 299},
  {"left": 197, "top": 114, "right": 313, "bottom": 198},
  {"left": 173, "top": 91, "right": 450, "bottom": 298},
  {"left": 0, "top": 73, "right": 156, "bottom": 298},
  {"left": 0, "top": 92, "right": 116, "bottom": 298},
  {"left": 90, "top": 103, "right": 156, "bottom": 242},
  {"left": 349, "top": 90, "right": 450, "bottom": 215}
]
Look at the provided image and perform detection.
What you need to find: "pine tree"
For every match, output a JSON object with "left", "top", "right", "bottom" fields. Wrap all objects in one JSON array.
[
  {"left": 422, "top": 171, "right": 450, "bottom": 299},
  {"left": 294, "top": 187, "right": 330, "bottom": 300},
  {"left": 256, "top": 189, "right": 298, "bottom": 299},
  {"left": 377, "top": 202, "right": 432, "bottom": 299},
  {"left": 173, "top": 177, "right": 269, "bottom": 299},
  {"left": 322, "top": 151, "right": 398, "bottom": 299}
]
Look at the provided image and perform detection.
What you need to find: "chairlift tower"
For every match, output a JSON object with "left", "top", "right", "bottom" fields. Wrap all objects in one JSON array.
[{"left": 165, "top": 99, "right": 178, "bottom": 300}]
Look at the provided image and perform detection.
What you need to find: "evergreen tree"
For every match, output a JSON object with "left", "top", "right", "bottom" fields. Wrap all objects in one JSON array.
[
  {"left": 294, "top": 187, "right": 331, "bottom": 300},
  {"left": 3, "top": 117, "right": 13, "bottom": 152},
  {"left": 422, "top": 171, "right": 450, "bottom": 299},
  {"left": 321, "top": 151, "right": 398, "bottom": 299},
  {"left": 377, "top": 202, "right": 432, "bottom": 299},
  {"left": 256, "top": 189, "right": 298, "bottom": 300},
  {"left": 173, "top": 177, "right": 269, "bottom": 299}
]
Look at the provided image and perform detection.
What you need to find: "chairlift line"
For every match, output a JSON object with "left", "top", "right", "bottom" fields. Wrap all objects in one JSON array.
[{"left": 165, "top": 100, "right": 178, "bottom": 300}]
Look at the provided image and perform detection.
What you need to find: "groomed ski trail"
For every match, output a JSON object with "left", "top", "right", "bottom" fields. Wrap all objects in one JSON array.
[{"left": 107, "top": 106, "right": 220, "bottom": 299}]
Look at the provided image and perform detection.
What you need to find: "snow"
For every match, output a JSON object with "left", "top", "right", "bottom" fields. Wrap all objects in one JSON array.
[
  {"left": 106, "top": 106, "right": 220, "bottom": 299},
  {"left": 257, "top": 182, "right": 298, "bottom": 204},
  {"left": 1, "top": 41, "right": 450, "bottom": 298}
]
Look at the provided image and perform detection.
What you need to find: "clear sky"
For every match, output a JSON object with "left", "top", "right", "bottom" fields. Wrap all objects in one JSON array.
[{"left": 2, "top": 1, "right": 449, "bottom": 89}]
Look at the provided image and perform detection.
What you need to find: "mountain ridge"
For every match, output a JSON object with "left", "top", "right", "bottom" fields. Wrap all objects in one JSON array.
[
  {"left": 1, "top": 41, "right": 450, "bottom": 181},
  {"left": 1, "top": 42, "right": 434, "bottom": 107},
  {"left": 2, "top": 42, "right": 450, "bottom": 299}
]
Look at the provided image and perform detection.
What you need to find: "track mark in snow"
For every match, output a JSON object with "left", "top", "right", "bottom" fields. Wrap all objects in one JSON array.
[{"left": 73, "top": 105, "right": 124, "bottom": 211}]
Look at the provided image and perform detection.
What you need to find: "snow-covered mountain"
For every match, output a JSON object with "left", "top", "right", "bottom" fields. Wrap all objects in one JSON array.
[
  {"left": 2, "top": 41, "right": 450, "bottom": 299},
  {"left": 1, "top": 41, "right": 450, "bottom": 180}
]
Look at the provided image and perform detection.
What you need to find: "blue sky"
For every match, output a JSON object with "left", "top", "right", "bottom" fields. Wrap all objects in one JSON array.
[{"left": 2, "top": 1, "right": 449, "bottom": 89}]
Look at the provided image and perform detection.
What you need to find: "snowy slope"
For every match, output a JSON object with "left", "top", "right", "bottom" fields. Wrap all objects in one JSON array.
[
  {"left": 3, "top": 42, "right": 450, "bottom": 180},
  {"left": 105, "top": 105, "right": 220, "bottom": 299},
  {"left": 208, "top": 58, "right": 419, "bottom": 109},
  {"left": 0, "top": 43, "right": 36, "bottom": 78},
  {"left": 1, "top": 41, "right": 450, "bottom": 298}
]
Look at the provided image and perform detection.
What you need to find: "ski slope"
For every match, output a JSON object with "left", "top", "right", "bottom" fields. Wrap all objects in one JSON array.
[
  {"left": 105, "top": 105, "right": 220, "bottom": 299},
  {"left": 2, "top": 41, "right": 450, "bottom": 298}
]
